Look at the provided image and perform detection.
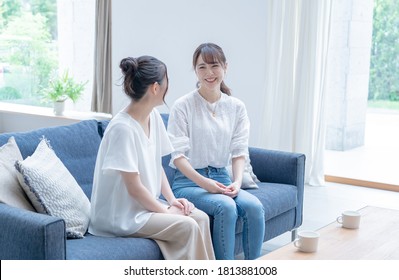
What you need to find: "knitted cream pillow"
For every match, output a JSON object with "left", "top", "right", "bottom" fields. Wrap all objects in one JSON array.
[
  {"left": 0, "top": 137, "right": 35, "bottom": 211},
  {"left": 15, "top": 138, "right": 90, "bottom": 238}
]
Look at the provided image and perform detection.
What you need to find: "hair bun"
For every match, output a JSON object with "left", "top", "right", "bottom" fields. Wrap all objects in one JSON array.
[{"left": 120, "top": 57, "right": 138, "bottom": 75}]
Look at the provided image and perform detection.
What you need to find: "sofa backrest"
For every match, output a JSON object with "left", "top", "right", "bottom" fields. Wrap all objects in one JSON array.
[{"left": 0, "top": 120, "right": 101, "bottom": 199}]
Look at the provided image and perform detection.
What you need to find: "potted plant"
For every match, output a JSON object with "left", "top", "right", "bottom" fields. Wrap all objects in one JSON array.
[{"left": 43, "top": 70, "right": 87, "bottom": 115}]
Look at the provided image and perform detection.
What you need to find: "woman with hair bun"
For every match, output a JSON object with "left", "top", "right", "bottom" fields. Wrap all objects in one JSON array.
[{"left": 89, "top": 55, "right": 215, "bottom": 260}]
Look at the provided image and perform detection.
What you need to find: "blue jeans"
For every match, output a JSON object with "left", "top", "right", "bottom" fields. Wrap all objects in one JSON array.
[{"left": 172, "top": 166, "right": 265, "bottom": 260}]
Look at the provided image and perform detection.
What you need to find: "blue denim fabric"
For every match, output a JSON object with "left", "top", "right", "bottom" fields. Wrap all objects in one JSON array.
[{"left": 172, "top": 167, "right": 265, "bottom": 260}]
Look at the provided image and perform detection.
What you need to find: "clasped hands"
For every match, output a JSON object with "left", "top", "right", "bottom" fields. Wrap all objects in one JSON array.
[
  {"left": 201, "top": 178, "right": 240, "bottom": 198},
  {"left": 167, "top": 179, "right": 240, "bottom": 216},
  {"left": 167, "top": 198, "right": 195, "bottom": 215}
]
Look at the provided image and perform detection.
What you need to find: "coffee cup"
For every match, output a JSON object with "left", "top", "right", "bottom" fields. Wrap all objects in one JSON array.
[
  {"left": 336, "top": 210, "right": 361, "bottom": 229},
  {"left": 293, "top": 230, "right": 320, "bottom": 253}
]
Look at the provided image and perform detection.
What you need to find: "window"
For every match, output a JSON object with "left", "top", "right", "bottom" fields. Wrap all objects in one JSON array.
[
  {"left": 0, "top": 0, "right": 94, "bottom": 112},
  {"left": 324, "top": 0, "right": 399, "bottom": 189}
]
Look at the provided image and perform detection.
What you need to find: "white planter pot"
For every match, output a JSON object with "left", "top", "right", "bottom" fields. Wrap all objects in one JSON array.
[{"left": 53, "top": 101, "right": 65, "bottom": 116}]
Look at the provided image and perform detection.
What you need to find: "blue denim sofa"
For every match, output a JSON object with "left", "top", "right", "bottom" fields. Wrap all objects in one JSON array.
[{"left": 0, "top": 114, "right": 305, "bottom": 259}]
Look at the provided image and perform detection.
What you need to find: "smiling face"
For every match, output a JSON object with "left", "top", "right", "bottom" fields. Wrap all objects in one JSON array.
[{"left": 195, "top": 55, "right": 226, "bottom": 93}]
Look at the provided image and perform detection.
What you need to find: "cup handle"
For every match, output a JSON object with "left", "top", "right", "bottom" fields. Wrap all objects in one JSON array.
[
  {"left": 294, "top": 239, "right": 300, "bottom": 248},
  {"left": 336, "top": 216, "right": 343, "bottom": 224}
]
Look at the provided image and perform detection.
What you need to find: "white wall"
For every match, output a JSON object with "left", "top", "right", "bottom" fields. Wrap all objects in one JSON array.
[{"left": 112, "top": 0, "right": 268, "bottom": 147}]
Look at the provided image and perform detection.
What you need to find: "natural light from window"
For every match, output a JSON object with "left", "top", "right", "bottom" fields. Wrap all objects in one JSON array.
[
  {"left": 0, "top": 0, "right": 94, "bottom": 112},
  {"left": 324, "top": 0, "right": 399, "bottom": 188}
]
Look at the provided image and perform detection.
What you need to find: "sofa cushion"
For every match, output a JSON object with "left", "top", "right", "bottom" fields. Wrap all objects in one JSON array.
[
  {"left": 66, "top": 234, "right": 163, "bottom": 260},
  {"left": 0, "top": 137, "right": 35, "bottom": 211},
  {"left": 246, "top": 182, "right": 298, "bottom": 221},
  {"left": 15, "top": 138, "right": 90, "bottom": 239},
  {"left": 0, "top": 120, "right": 101, "bottom": 199},
  {"left": 231, "top": 182, "right": 297, "bottom": 237}
]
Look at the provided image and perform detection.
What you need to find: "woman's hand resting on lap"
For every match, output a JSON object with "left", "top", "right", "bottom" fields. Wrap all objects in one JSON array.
[{"left": 167, "top": 198, "right": 195, "bottom": 215}]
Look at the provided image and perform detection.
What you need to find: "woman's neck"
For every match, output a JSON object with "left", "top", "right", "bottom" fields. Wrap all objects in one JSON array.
[
  {"left": 126, "top": 101, "right": 152, "bottom": 126},
  {"left": 198, "top": 88, "right": 221, "bottom": 103}
]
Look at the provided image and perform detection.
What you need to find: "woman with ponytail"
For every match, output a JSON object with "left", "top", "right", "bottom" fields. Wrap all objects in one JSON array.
[
  {"left": 89, "top": 55, "right": 215, "bottom": 260},
  {"left": 167, "top": 43, "right": 265, "bottom": 260}
]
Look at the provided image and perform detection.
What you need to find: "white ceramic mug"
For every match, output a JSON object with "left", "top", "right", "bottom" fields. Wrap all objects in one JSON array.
[
  {"left": 336, "top": 210, "right": 361, "bottom": 229},
  {"left": 294, "top": 230, "right": 320, "bottom": 253}
]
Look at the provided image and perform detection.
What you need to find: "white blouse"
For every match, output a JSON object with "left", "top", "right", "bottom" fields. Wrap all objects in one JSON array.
[
  {"left": 167, "top": 90, "right": 250, "bottom": 169},
  {"left": 89, "top": 108, "right": 173, "bottom": 237}
]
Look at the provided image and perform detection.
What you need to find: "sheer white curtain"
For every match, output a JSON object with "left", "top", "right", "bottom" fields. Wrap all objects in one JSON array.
[
  {"left": 260, "top": 0, "right": 332, "bottom": 186},
  {"left": 91, "top": 0, "right": 112, "bottom": 114}
]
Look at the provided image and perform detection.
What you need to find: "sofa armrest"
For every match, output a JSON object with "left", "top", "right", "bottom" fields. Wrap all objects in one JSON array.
[
  {"left": 249, "top": 147, "right": 306, "bottom": 187},
  {"left": 249, "top": 147, "right": 306, "bottom": 229},
  {"left": 0, "top": 203, "right": 66, "bottom": 260}
]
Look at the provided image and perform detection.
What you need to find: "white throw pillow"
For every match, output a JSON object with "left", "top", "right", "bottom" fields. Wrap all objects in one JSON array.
[
  {"left": 15, "top": 138, "right": 90, "bottom": 238},
  {"left": 0, "top": 137, "right": 35, "bottom": 211},
  {"left": 226, "top": 160, "right": 260, "bottom": 189}
]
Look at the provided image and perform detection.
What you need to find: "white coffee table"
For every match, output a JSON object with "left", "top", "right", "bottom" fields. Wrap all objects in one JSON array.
[{"left": 259, "top": 206, "right": 399, "bottom": 260}]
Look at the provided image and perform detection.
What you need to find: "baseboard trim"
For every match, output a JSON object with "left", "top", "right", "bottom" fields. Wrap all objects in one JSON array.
[{"left": 325, "top": 175, "right": 399, "bottom": 192}]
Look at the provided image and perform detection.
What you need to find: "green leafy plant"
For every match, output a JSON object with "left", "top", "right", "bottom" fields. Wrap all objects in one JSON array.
[{"left": 43, "top": 70, "right": 87, "bottom": 103}]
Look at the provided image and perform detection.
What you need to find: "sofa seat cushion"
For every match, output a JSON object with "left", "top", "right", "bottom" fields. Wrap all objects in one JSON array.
[
  {"left": 246, "top": 182, "right": 298, "bottom": 221},
  {"left": 66, "top": 234, "right": 163, "bottom": 260},
  {"left": 213, "top": 182, "right": 298, "bottom": 235}
]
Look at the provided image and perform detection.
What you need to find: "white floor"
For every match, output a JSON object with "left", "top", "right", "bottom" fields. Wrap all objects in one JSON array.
[{"left": 236, "top": 181, "right": 399, "bottom": 259}]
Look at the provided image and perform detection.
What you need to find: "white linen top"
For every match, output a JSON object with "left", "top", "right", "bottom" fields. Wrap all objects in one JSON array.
[
  {"left": 89, "top": 108, "right": 173, "bottom": 237},
  {"left": 167, "top": 89, "right": 250, "bottom": 169}
]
